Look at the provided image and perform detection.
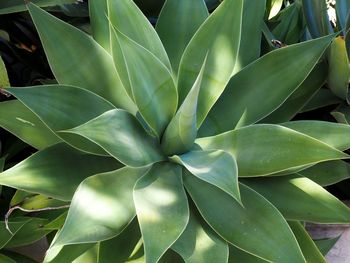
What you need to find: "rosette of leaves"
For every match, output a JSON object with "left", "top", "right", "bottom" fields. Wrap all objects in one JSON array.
[{"left": 0, "top": 0, "right": 350, "bottom": 262}]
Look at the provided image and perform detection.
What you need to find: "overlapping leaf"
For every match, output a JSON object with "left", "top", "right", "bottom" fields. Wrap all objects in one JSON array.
[
  {"left": 133, "top": 163, "right": 189, "bottom": 263},
  {"left": 62, "top": 109, "right": 165, "bottom": 167},
  {"left": 177, "top": 0, "right": 243, "bottom": 127},
  {"left": 196, "top": 124, "right": 348, "bottom": 177},
  {"left": 185, "top": 173, "right": 305, "bottom": 263},
  {"left": 200, "top": 35, "right": 334, "bottom": 135},
  {"left": 0, "top": 143, "right": 122, "bottom": 201}
]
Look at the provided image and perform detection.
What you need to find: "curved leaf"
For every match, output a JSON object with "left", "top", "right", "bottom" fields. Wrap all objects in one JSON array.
[
  {"left": 336, "top": 0, "right": 350, "bottom": 30},
  {"left": 288, "top": 221, "right": 326, "bottom": 263},
  {"left": 0, "top": 143, "right": 122, "bottom": 201},
  {"left": 108, "top": 0, "right": 170, "bottom": 69},
  {"left": 266, "top": 0, "right": 284, "bottom": 19},
  {"left": 298, "top": 160, "right": 350, "bottom": 186},
  {"left": 200, "top": 35, "right": 334, "bottom": 136},
  {"left": 172, "top": 209, "right": 228, "bottom": 263},
  {"left": 62, "top": 109, "right": 165, "bottom": 167},
  {"left": 327, "top": 36, "right": 350, "bottom": 102},
  {"left": 133, "top": 163, "right": 189, "bottom": 263},
  {"left": 53, "top": 167, "right": 148, "bottom": 246},
  {"left": 161, "top": 58, "right": 206, "bottom": 155},
  {"left": 111, "top": 29, "right": 177, "bottom": 137},
  {"left": 0, "top": 100, "right": 61, "bottom": 150},
  {"left": 156, "top": 0, "right": 208, "bottom": 74},
  {"left": 0, "top": 254, "right": 15, "bottom": 263},
  {"left": 196, "top": 124, "right": 348, "bottom": 177},
  {"left": 7, "top": 85, "right": 114, "bottom": 155},
  {"left": 27, "top": 3, "right": 136, "bottom": 113},
  {"left": 0, "top": 0, "right": 76, "bottom": 14},
  {"left": 228, "top": 245, "right": 268, "bottom": 263},
  {"left": 0, "top": 55, "right": 9, "bottom": 87},
  {"left": 242, "top": 176, "right": 350, "bottom": 223},
  {"left": 282, "top": 120, "right": 350, "bottom": 150},
  {"left": 177, "top": 0, "right": 243, "bottom": 127},
  {"left": 184, "top": 173, "right": 305, "bottom": 263},
  {"left": 171, "top": 150, "right": 240, "bottom": 203},
  {"left": 301, "top": 88, "right": 342, "bottom": 113}
]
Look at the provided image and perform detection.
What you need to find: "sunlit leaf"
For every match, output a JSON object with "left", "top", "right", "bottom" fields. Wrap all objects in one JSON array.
[
  {"left": 53, "top": 167, "right": 148, "bottom": 246},
  {"left": 63, "top": 109, "right": 165, "bottom": 167},
  {"left": 156, "top": 0, "right": 208, "bottom": 74},
  {"left": 184, "top": 174, "right": 305, "bottom": 263},
  {"left": 178, "top": 0, "right": 243, "bottom": 127},
  {"left": 0, "top": 143, "right": 122, "bottom": 201},
  {"left": 27, "top": 3, "right": 136, "bottom": 113},
  {"left": 134, "top": 163, "right": 189, "bottom": 263},
  {"left": 196, "top": 124, "right": 348, "bottom": 177},
  {"left": 243, "top": 176, "right": 350, "bottom": 223}
]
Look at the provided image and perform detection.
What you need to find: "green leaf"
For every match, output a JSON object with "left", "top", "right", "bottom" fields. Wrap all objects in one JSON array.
[
  {"left": 172, "top": 209, "right": 228, "bottom": 263},
  {"left": 0, "top": 0, "right": 76, "bottom": 14},
  {"left": 0, "top": 254, "right": 15, "bottom": 263},
  {"left": 261, "top": 60, "right": 327, "bottom": 123},
  {"left": 0, "top": 143, "right": 122, "bottom": 201},
  {"left": 1, "top": 251, "right": 37, "bottom": 263},
  {"left": 288, "top": 221, "right": 326, "bottom": 263},
  {"left": 161, "top": 58, "right": 206, "bottom": 155},
  {"left": 301, "top": 88, "right": 342, "bottom": 113},
  {"left": 196, "top": 124, "right": 348, "bottom": 177},
  {"left": 243, "top": 176, "right": 350, "bottom": 223},
  {"left": 331, "top": 104, "right": 350, "bottom": 124},
  {"left": 184, "top": 174, "right": 305, "bottom": 263},
  {"left": 53, "top": 167, "right": 148, "bottom": 246},
  {"left": 156, "top": 0, "right": 208, "bottom": 74},
  {"left": 177, "top": 0, "right": 243, "bottom": 127},
  {"left": 233, "top": 0, "right": 266, "bottom": 73},
  {"left": 0, "top": 100, "right": 61, "bottom": 150},
  {"left": 133, "top": 163, "right": 189, "bottom": 263},
  {"left": 266, "top": 0, "right": 284, "bottom": 19},
  {"left": 27, "top": 3, "right": 136, "bottom": 113},
  {"left": 228, "top": 245, "right": 268, "bottom": 263},
  {"left": 7, "top": 85, "right": 114, "bottom": 155},
  {"left": 171, "top": 150, "right": 240, "bottom": 204},
  {"left": 5, "top": 217, "right": 50, "bottom": 248},
  {"left": 110, "top": 29, "right": 177, "bottom": 137},
  {"left": 62, "top": 109, "right": 165, "bottom": 167},
  {"left": 327, "top": 36, "right": 350, "bottom": 102},
  {"left": 200, "top": 35, "right": 334, "bottom": 135},
  {"left": 0, "top": 218, "right": 30, "bottom": 249},
  {"left": 302, "top": 0, "right": 332, "bottom": 38},
  {"left": 282, "top": 121, "right": 350, "bottom": 150},
  {"left": 89, "top": 0, "right": 109, "bottom": 51},
  {"left": 98, "top": 219, "right": 141, "bottom": 263},
  {"left": 44, "top": 243, "right": 94, "bottom": 263},
  {"left": 315, "top": 237, "right": 340, "bottom": 256},
  {"left": 0, "top": 55, "right": 9, "bottom": 87},
  {"left": 108, "top": 0, "right": 171, "bottom": 70},
  {"left": 298, "top": 160, "right": 350, "bottom": 186},
  {"left": 336, "top": 0, "right": 350, "bottom": 30}
]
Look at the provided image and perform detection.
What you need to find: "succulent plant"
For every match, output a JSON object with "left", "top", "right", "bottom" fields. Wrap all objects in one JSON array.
[{"left": 0, "top": 0, "right": 350, "bottom": 262}]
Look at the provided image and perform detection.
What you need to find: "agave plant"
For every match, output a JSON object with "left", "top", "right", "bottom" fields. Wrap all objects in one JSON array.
[{"left": 0, "top": 0, "right": 350, "bottom": 262}]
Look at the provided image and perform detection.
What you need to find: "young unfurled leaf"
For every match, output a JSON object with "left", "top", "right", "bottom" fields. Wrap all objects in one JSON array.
[
  {"left": 161, "top": 58, "right": 206, "bottom": 155},
  {"left": 111, "top": 29, "right": 177, "bottom": 138},
  {"left": 133, "top": 163, "right": 189, "bottom": 263}
]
